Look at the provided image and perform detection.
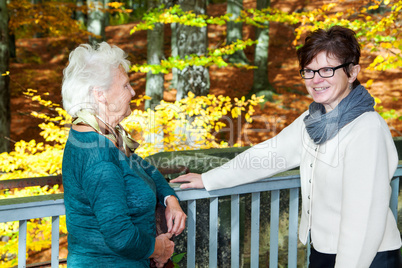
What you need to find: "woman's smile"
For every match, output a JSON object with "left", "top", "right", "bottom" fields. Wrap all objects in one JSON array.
[{"left": 313, "top": 86, "right": 330, "bottom": 92}]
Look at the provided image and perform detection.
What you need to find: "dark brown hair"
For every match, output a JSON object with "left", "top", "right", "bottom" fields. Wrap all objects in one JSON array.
[{"left": 297, "top": 26, "right": 361, "bottom": 87}]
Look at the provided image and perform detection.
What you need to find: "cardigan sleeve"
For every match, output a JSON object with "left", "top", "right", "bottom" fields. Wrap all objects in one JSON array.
[
  {"left": 335, "top": 117, "right": 398, "bottom": 267},
  {"left": 131, "top": 153, "right": 178, "bottom": 203},
  {"left": 202, "top": 111, "right": 307, "bottom": 191},
  {"left": 81, "top": 161, "right": 156, "bottom": 260}
]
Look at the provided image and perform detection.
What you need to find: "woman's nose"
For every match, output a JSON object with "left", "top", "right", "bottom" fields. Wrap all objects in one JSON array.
[
  {"left": 312, "top": 73, "right": 324, "bottom": 83},
  {"left": 130, "top": 86, "right": 135, "bottom": 97}
]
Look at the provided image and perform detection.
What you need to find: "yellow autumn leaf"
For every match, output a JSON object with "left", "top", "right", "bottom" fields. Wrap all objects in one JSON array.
[
  {"left": 375, "top": 55, "right": 385, "bottom": 63},
  {"left": 380, "top": 43, "right": 393, "bottom": 49}
]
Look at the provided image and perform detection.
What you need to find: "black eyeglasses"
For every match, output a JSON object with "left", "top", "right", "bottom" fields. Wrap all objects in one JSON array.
[{"left": 300, "top": 62, "right": 353, "bottom": 79}]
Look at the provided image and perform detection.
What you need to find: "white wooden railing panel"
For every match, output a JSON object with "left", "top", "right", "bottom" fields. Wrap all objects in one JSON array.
[{"left": 0, "top": 165, "right": 400, "bottom": 268}]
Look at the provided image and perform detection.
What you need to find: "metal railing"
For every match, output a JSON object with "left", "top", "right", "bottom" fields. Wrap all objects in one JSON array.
[
  {"left": 0, "top": 165, "right": 401, "bottom": 268},
  {"left": 175, "top": 170, "right": 303, "bottom": 267}
]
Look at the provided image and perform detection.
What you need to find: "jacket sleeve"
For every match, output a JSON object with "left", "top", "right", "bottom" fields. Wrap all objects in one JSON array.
[
  {"left": 335, "top": 117, "right": 398, "bottom": 267},
  {"left": 202, "top": 111, "right": 306, "bottom": 191},
  {"left": 131, "top": 153, "right": 178, "bottom": 203},
  {"left": 82, "top": 162, "right": 155, "bottom": 260}
]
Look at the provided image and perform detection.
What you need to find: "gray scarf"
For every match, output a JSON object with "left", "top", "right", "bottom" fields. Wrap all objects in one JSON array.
[{"left": 304, "top": 85, "right": 375, "bottom": 144}]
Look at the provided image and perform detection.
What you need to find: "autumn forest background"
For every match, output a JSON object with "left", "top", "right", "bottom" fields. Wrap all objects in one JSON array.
[
  {"left": 4, "top": 0, "right": 402, "bottom": 148},
  {"left": 0, "top": 0, "right": 401, "bottom": 266}
]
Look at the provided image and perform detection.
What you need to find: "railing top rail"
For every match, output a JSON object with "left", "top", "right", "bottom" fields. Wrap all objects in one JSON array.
[
  {"left": 0, "top": 171, "right": 300, "bottom": 222},
  {"left": 0, "top": 194, "right": 65, "bottom": 222},
  {"left": 0, "top": 162, "right": 401, "bottom": 192},
  {"left": 0, "top": 164, "right": 401, "bottom": 222},
  {"left": 0, "top": 193, "right": 64, "bottom": 208},
  {"left": 173, "top": 171, "right": 301, "bottom": 201}
]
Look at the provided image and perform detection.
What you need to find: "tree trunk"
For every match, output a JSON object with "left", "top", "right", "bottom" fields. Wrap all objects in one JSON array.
[
  {"left": 75, "top": 0, "right": 86, "bottom": 26},
  {"left": 87, "top": 0, "right": 106, "bottom": 44},
  {"left": 226, "top": 0, "right": 249, "bottom": 64},
  {"left": 170, "top": 22, "right": 178, "bottom": 90},
  {"left": 129, "top": 0, "right": 147, "bottom": 18},
  {"left": 104, "top": 0, "right": 110, "bottom": 27},
  {"left": 32, "top": 0, "right": 44, "bottom": 38},
  {"left": 176, "top": 0, "right": 209, "bottom": 100},
  {"left": 145, "top": 0, "right": 178, "bottom": 109},
  {"left": 145, "top": 24, "right": 164, "bottom": 110},
  {"left": 0, "top": 0, "right": 11, "bottom": 153},
  {"left": 250, "top": 0, "right": 274, "bottom": 97},
  {"left": 8, "top": 33, "right": 15, "bottom": 58},
  {"left": 145, "top": 0, "right": 165, "bottom": 110}
]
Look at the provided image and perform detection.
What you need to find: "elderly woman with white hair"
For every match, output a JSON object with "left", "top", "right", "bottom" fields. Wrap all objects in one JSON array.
[{"left": 61, "top": 42, "right": 186, "bottom": 268}]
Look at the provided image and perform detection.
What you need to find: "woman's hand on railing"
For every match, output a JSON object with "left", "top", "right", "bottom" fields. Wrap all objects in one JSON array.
[
  {"left": 151, "top": 233, "right": 175, "bottom": 267},
  {"left": 165, "top": 196, "right": 186, "bottom": 236},
  {"left": 170, "top": 173, "right": 204, "bottom": 189}
]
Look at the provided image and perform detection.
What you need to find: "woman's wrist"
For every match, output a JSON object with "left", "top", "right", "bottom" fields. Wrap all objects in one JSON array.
[
  {"left": 163, "top": 195, "right": 172, "bottom": 206},
  {"left": 150, "top": 236, "right": 163, "bottom": 259},
  {"left": 150, "top": 233, "right": 174, "bottom": 262},
  {"left": 165, "top": 195, "right": 178, "bottom": 207}
]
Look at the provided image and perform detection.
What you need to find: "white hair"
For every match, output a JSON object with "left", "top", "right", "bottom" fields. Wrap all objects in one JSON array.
[{"left": 61, "top": 42, "right": 130, "bottom": 117}]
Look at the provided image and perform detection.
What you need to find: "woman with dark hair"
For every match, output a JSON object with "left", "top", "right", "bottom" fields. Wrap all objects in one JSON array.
[{"left": 171, "top": 26, "right": 401, "bottom": 267}]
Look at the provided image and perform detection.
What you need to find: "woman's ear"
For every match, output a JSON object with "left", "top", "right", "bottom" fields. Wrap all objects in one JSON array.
[
  {"left": 348, "top": 64, "right": 361, "bottom": 84},
  {"left": 93, "top": 88, "right": 107, "bottom": 104}
]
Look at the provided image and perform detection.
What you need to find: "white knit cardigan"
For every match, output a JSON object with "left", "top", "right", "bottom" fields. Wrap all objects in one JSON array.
[{"left": 202, "top": 111, "right": 401, "bottom": 267}]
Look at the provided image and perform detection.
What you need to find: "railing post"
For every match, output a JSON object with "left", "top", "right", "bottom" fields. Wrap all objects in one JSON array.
[
  {"left": 269, "top": 190, "right": 280, "bottom": 267},
  {"left": 209, "top": 197, "right": 218, "bottom": 268},
  {"left": 18, "top": 220, "right": 27, "bottom": 268},
  {"left": 187, "top": 200, "right": 196, "bottom": 267},
  {"left": 250, "top": 192, "right": 260, "bottom": 268},
  {"left": 51, "top": 216, "right": 60, "bottom": 268},
  {"left": 288, "top": 188, "right": 299, "bottom": 267},
  {"left": 231, "top": 194, "right": 240, "bottom": 268}
]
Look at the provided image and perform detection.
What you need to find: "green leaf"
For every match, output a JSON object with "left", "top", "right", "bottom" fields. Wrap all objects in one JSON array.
[{"left": 171, "top": 252, "right": 186, "bottom": 263}]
